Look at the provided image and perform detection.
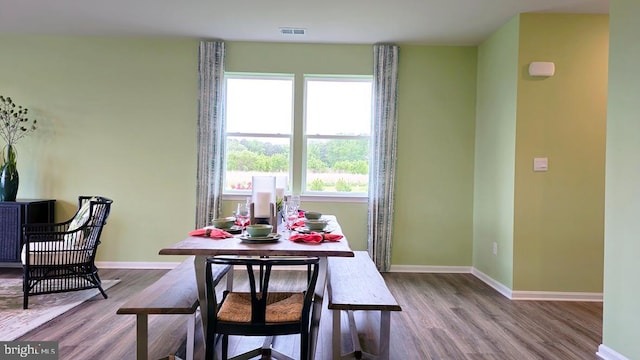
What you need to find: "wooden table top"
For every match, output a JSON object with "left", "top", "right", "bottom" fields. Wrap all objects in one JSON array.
[{"left": 159, "top": 216, "right": 354, "bottom": 258}]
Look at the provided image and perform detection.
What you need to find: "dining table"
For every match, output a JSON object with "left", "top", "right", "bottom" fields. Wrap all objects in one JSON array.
[{"left": 158, "top": 215, "right": 354, "bottom": 360}]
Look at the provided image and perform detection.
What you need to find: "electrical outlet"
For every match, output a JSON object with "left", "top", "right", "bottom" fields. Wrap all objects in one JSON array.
[{"left": 492, "top": 242, "right": 498, "bottom": 256}]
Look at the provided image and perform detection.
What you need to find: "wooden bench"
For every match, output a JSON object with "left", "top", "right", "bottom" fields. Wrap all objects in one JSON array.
[
  {"left": 117, "top": 256, "right": 230, "bottom": 360},
  {"left": 327, "top": 251, "right": 402, "bottom": 360}
]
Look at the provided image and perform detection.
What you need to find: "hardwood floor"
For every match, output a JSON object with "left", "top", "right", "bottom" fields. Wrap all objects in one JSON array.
[
  {"left": 382, "top": 273, "right": 602, "bottom": 360},
  {"left": 3, "top": 268, "right": 602, "bottom": 360}
]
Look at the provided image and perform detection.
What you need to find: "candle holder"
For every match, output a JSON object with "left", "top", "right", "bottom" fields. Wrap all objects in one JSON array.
[{"left": 251, "top": 176, "right": 277, "bottom": 227}]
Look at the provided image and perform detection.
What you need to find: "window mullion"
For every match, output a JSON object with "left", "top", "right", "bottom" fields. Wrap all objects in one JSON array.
[{"left": 291, "top": 74, "right": 305, "bottom": 195}]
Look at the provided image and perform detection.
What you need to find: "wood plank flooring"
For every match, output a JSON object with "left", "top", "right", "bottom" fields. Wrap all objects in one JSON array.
[{"left": 1, "top": 268, "right": 602, "bottom": 360}]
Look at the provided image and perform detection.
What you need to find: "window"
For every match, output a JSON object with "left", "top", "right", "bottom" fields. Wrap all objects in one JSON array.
[
  {"left": 223, "top": 73, "right": 372, "bottom": 196},
  {"left": 224, "top": 74, "right": 293, "bottom": 192},
  {"left": 304, "top": 77, "right": 372, "bottom": 194}
]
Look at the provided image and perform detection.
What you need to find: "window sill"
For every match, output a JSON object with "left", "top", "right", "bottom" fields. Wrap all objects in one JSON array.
[{"left": 222, "top": 193, "right": 367, "bottom": 204}]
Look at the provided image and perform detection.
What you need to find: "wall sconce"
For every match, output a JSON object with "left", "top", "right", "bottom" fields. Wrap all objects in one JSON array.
[{"left": 529, "top": 62, "right": 555, "bottom": 77}]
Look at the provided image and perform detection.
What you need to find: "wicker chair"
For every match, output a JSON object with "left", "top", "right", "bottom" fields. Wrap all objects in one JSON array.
[
  {"left": 21, "top": 196, "right": 113, "bottom": 309},
  {"left": 205, "top": 255, "right": 320, "bottom": 360}
]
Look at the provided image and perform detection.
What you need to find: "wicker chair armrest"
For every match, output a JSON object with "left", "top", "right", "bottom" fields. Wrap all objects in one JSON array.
[{"left": 23, "top": 221, "right": 75, "bottom": 236}]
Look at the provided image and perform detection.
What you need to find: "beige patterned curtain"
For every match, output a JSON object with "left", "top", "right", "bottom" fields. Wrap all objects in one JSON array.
[
  {"left": 368, "top": 44, "right": 399, "bottom": 272},
  {"left": 195, "top": 41, "right": 226, "bottom": 228}
]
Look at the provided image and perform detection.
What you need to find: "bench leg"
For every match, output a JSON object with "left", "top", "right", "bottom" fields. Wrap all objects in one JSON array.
[
  {"left": 135, "top": 313, "right": 149, "bottom": 360},
  {"left": 347, "top": 310, "right": 363, "bottom": 359},
  {"left": 332, "top": 309, "right": 342, "bottom": 360},
  {"left": 334, "top": 310, "right": 392, "bottom": 360},
  {"left": 378, "top": 311, "right": 391, "bottom": 360},
  {"left": 186, "top": 312, "right": 195, "bottom": 360}
]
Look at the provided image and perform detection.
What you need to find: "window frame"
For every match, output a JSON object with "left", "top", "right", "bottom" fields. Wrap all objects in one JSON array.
[
  {"left": 221, "top": 72, "right": 373, "bottom": 201},
  {"left": 302, "top": 75, "right": 373, "bottom": 197},
  {"left": 222, "top": 73, "right": 295, "bottom": 195}
]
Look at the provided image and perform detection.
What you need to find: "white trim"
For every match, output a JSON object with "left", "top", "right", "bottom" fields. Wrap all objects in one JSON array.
[
  {"left": 471, "top": 268, "right": 513, "bottom": 299},
  {"left": 597, "top": 344, "right": 631, "bottom": 360},
  {"left": 512, "top": 290, "right": 602, "bottom": 302},
  {"left": 389, "top": 264, "right": 472, "bottom": 273},
  {"left": 299, "top": 194, "right": 368, "bottom": 203},
  {"left": 223, "top": 193, "right": 367, "bottom": 203},
  {"left": 470, "top": 268, "right": 603, "bottom": 302},
  {"left": 96, "top": 261, "right": 181, "bottom": 269}
]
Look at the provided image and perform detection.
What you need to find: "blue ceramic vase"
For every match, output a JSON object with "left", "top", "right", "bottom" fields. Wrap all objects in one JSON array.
[{"left": 0, "top": 145, "right": 19, "bottom": 201}]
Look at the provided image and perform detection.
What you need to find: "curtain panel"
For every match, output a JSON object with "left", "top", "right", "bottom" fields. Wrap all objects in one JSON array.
[
  {"left": 368, "top": 44, "right": 399, "bottom": 272},
  {"left": 195, "top": 41, "right": 226, "bottom": 228}
]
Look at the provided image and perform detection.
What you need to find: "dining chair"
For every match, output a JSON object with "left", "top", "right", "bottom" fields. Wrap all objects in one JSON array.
[{"left": 204, "top": 255, "right": 320, "bottom": 360}]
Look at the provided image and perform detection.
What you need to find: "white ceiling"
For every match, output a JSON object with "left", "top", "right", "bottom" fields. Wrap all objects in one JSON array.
[{"left": 0, "top": 0, "right": 609, "bottom": 45}]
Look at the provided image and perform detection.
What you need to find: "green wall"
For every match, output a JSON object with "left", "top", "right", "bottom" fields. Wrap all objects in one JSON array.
[
  {"left": 513, "top": 14, "right": 608, "bottom": 292},
  {"left": 392, "top": 45, "right": 477, "bottom": 266},
  {"left": 0, "top": 35, "right": 200, "bottom": 262},
  {"left": 602, "top": 0, "right": 640, "bottom": 358},
  {"left": 473, "top": 14, "right": 608, "bottom": 293},
  {"left": 473, "top": 16, "right": 520, "bottom": 288},
  {"left": 0, "top": 37, "right": 478, "bottom": 263}
]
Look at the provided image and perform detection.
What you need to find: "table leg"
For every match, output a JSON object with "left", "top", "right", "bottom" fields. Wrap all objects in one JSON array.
[
  {"left": 309, "top": 257, "right": 327, "bottom": 360},
  {"left": 135, "top": 313, "right": 148, "bottom": 360},
  {"left": 226, "top": 265, "right": 234, "bottom": 291}
]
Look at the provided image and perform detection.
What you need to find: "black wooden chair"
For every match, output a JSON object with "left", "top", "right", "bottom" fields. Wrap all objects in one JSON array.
[
  {"left": 205, "top": 255, "right": 320, "bottom": 360},
  {"left": 21, "top": 196, "right": 113, "bottom": 309}
]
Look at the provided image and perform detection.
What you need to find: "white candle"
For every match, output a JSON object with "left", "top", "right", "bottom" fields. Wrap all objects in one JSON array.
[
  {"left": 255, "top": 191, "right": 271, "bottom": 217},
  {"left": 276, "top": 187, "right": 284, "bottom": 200}
]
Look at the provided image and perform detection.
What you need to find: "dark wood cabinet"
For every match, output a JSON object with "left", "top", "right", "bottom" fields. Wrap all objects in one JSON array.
[{"left": 0, "top": 199, "right": 55, "bottom": 264}]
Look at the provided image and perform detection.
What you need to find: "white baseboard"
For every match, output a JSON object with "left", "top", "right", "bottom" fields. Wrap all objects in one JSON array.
[
  {"left": 353, "top": 262, "right": 605, "bottom": 302},
  {"left": 389, "top": 264, "right": 472, "bottom": 273},
  {"left": 96, "top": 261, "right": 180, "bottom": 269},
  {"left": 471, "top": 268, "right": 513, "bottom": 299},
  {"left": 597, "top": 344, "right": 630, "bottom": 360},
  {"left": 512, "top": 290, "right": 602, "bottom": 302},
  {"left": 470, "top": 268, "right": 603, "bottom": 302}
]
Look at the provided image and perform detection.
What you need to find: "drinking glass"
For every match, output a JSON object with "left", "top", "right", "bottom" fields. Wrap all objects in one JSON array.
[
  {"left": 236, "top": 202, "right": 251, "bottom": 236},
  {"left": 289, "top": 195, "right": 300, "bottom": 212},
  {"left": 284, "top": 201, "right": 299, "bottom": 236}
]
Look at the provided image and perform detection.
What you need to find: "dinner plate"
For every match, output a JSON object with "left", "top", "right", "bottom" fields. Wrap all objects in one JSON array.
[
  {"left": 210, "top": 225, "right": 242, "bottom": 234},
  {"left": 239, "top": 233, "right": 282, "bottom": 243},
  {"left": 296, "top": 225, "right": 335, "bottom": 234},
  {"left": 224, "top": 225, "right": 243, "bottom": 234}
]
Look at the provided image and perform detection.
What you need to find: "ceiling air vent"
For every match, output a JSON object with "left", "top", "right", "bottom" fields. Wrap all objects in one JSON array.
[{"left": 280, "top": 27, "right": 306, "bottom": 36}]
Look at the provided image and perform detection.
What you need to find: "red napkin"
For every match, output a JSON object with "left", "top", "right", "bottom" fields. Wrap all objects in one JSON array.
[
  {"left": 289, "top": 233, "right": 343, "bottom": 243},
  {"left": 189, "top": 228, "right": 233, "bottom": 239},
  {"left": 291, "top": 220, "right": 307, "bottom": 229},
  {"left": 289, "top": 233, "right": 323, "bottom": 244},
  {"left": 322, "top": 233, "right": 343, "bottom": 242}
]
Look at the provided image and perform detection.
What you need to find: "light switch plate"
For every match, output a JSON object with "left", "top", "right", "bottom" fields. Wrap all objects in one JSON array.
[{"left": 533, "top": 157, "right": 548, "bottom": 171}]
